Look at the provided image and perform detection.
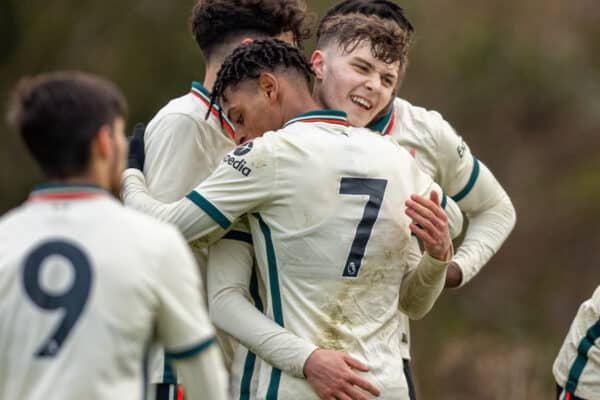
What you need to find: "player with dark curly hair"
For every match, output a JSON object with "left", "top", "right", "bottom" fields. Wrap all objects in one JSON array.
[{"left": 136, "top": 1, "right": 310, "bottom": 399}]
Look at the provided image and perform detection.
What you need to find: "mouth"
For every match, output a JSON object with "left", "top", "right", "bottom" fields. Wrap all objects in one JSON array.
[{"left": 349, "top": 95, "right": 373, "bottom": 111}]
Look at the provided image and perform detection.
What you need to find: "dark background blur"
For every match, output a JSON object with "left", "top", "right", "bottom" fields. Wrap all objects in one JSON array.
[{"left": 1, "top": 0, "right": 599, "bottom": 398}]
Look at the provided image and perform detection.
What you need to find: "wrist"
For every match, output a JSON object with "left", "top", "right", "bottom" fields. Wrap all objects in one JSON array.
[{"left": 444, "top": 261, "right": 463, "bottom": 288}]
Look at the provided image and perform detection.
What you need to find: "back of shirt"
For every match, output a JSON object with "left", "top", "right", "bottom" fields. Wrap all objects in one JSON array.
[{"left": 0, "top": 185, "right": 214, "bottom": 400}]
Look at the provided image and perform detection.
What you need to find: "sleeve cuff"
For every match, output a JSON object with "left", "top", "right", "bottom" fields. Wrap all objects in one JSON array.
[{"left": 165, "top": 336, "right": 217, "bottom": 360}]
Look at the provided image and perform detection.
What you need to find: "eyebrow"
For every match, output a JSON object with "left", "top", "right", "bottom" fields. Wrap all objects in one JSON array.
[
  {"left": 352, "top": 56, "right": 375, "bottom": 70},
  {"left": 353, "top": 56, "right": 398, "bottom": 81}
]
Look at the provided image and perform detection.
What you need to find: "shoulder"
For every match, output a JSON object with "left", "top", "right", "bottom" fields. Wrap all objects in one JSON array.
[
  {"left": 394, "top": 97, "right": 449, "bottom": 135},
  {"left": 108, "top": 199, "right": 184, "bottom": 247},
  {"left": 146, "top": 93, "right": 216, "bottom": 137}
]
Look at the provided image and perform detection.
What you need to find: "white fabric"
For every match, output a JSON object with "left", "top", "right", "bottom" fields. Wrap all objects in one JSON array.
[
  {"left": 142, "top": 84, "right": 236, "bottom": 382},
  {"left": 384, "top": 97, "right": 517, "bottom": 359},
  {"left": 0, "top": 192, "right": 222, "bottom": 400},
  {"left": 122, "top": 115, "right": 462, "bottom": 399},
  {"left": 553, "top": 286, "right": 600, "bottom": 399}
]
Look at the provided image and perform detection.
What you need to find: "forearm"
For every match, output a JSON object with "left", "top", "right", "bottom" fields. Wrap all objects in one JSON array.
[
  {"left": 174, "top": 344, "right": 229, "bottom": 400},
  {"left": 121, "top": 168, "right": 226, "bottom": 243},
  {"left": 399, "top": 251, "right": 452, "bottom": 319},
  {"left": 453, "top": 190, "right": 516, "bottom": 286},
  {"left": 208, "top": 237, "right": 317, "bottom": 378}
]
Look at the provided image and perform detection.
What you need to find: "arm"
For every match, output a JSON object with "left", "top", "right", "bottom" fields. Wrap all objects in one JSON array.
[
  {"left": 155, "top": 226, "right": 228, "bottom": 400},
  {"left": 207, "top": 223, "right": 317, "bottom": 378},
  {"left": 121, "top": 137, "right": 276, "bottom": 244},
  {"left": 400, "top": 192, "right": 453, "bottom": 319},
  {"left": 172, "top": 345, "right": 228, "bottom": 400},
  {"left": 449, "top": 161, "right": 516, "bottom": 287},
  {"left": 433, "top": 118, "right": 516, "bottom": 287},
  {"left": 208, "top": 220, "right": 380, "bottom": 400}
]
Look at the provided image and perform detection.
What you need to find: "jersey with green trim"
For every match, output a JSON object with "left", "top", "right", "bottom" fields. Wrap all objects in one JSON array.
[
  {"left": 143, "top": 81, "right": 236, "bottom": 383},
  {"left": 0, "top": 185, "right": 215, "bottom": 400},
  {"left": 553, "top": 286, "right": 600, "bottom": 399},
  {"left": 371, "top": 97, "right": 514, "bottom": 286},
  {"left": 370, "top": 97, "right": 516, "bottom": 359},
  {"left": 122, "top": 110, "right": 464, "bottom": 399}
]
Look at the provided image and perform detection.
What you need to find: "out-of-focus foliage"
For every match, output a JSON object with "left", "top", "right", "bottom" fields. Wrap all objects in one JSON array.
[{"left": 1, "top": 0, "right": 599, "bottom": 398}]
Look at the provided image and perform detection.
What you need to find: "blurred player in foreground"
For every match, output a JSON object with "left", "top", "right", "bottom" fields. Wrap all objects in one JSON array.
[
  {"left": 0, "top": 72, "right": 227, "bottom": 400},
  {"left": 135, "top": 0, "right": 310, "bottom": 397},
  {"left": 553, "top": 286, "right": 600, "bottom": 400},
  {"left": 122, "top": 39, "right": 463, "bottom": 399}
]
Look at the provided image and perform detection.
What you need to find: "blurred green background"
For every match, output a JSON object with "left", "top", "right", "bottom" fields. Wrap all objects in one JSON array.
[{"left": 1, "top": 0, "right": 599, "bottom": 398}]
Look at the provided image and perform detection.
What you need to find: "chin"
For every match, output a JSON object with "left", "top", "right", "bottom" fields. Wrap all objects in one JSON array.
[{"left": 347, "top": 114, "right": 370, "bottom": 129}]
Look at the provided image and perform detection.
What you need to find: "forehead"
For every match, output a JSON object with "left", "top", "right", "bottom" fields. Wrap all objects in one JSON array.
[
  {"left": 331, "top": 40, "right": 400, "bottom": 73},
  {"left": 221, "top": 80, "right": 260, "bottom": 112}
]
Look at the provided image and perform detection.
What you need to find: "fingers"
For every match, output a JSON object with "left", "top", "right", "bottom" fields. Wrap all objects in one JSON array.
[
  {"left": 346, "top": 374, "right": 381, "bottom": 397},
  {"left": 343, "top": 354, "right": 369, "bottom": 372},
  {"left": 410, "top": 193, "right": 448, "bottom": 221},
  {"left": 343, "top": 355, "right": 380, "bottom": 397}
]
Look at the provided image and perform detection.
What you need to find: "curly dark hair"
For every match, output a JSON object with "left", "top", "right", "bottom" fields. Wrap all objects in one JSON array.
[
  {"left": 191, "top": 0, "right": 311, "bottom": 59},
  {"left": 319, "top": 0, "right": 414, "bottom": 35},
  {"left": 317, "top": 13, "right": 412, "bottom": 67},
  {"left": 208, "top": 39, "right": 313, "bottom": 121}
]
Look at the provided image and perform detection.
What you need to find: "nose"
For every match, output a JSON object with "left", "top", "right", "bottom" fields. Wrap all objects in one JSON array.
[
  {"left": 364, "top": 74, "right": 382, "bottom": 91},
  {"left": 234, "top": 127, "right": 250, "bottom": 145}
]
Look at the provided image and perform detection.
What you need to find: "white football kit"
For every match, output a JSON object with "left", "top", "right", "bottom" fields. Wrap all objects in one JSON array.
[
  {"left": 122, "top": 110, "right": 463, "bottom": 399},
  {"left": 143, "top": 81, "right": 236, "bottom": 384},
  {"left": 370, "top": 97, "right": 517, "bottom": 360},
  {"left": 553, "top": 286, "right": 600, "bottom": 399},
  {"left": 0, "top": 185, "right": 226, "bottom": 400},
  {"left": 205, "top": 95, "right": 517, "bottom": 395}
]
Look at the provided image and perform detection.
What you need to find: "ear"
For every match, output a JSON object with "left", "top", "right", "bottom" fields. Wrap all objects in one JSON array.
[
  {"left": 258, "top": 72, "right": 278, "bottom": 103},
  {"left": 311, "top": 50, "right": 326, "bottom": 80},
  {"left": 241, "top": 37, "right": 254, "bottom": 45},
  {"left": 95, "top": 126, "right": 113, "bottom": 159}
]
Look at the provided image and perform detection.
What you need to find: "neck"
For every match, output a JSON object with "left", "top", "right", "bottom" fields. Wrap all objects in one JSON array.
[
  {"left": 311, "top": 81, "right": 327, "bottom": 108},
  {"left": 48, "top": 170, "right": 109, "bottom": 191},
  {"left": 281, "top": 85, "right": 322, "bottom": 123},
  {"left": 202, "top": 65, "right": 219, "bottom": 93}
]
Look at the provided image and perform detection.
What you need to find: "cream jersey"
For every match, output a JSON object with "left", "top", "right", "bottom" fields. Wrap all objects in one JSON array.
[
  {"left": 0, "top": 185, "right": 218, "bottom": 400},
  {"left": 369, "top": 97, "right": 517, "bottom": 360},
  {"left": 122, "top": 110, "right": 463, "bottom": 399},
  {"left": 553, "top": 286, "right": 600, "bottom": 399},
  {"left": 370, "top": 96, "right": 516, "bottom": 285},
  {"left": 143, "top": 81, "right": 236, "bottom": 383}
]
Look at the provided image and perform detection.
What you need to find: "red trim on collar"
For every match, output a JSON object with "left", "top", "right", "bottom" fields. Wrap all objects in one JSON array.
[
  {"left": 28, "top": 192, "right": 105, "bottom": 202},
  {"left": 190, "top": 91, "right": 235, "bottom": 140}
]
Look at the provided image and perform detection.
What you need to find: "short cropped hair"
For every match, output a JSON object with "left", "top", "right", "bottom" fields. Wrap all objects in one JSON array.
[
  {"left": 317, "top": 13, "right": 412, "bottom": 67},
  {"left": 6, "top": 71, "right": 127, "bottom": 179},
  {"left": 191, "top": 0, "right": 311, "bottom": 59}
]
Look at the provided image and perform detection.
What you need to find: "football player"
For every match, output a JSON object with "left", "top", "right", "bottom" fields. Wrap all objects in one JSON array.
[
  {"left": 0, "top": 72, "right": 227, "bottom": 400},
  {"left": 137, "top": 0, "right": 309, "bottom": 397}
]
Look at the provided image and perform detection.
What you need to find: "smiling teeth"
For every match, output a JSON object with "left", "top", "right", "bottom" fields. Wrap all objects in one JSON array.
[{"left": 350, "top": 96, "right": 372, "bottom": 110}]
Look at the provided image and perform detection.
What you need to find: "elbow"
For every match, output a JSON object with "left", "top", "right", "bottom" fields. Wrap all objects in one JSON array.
[{"left": 398, "top": 298, "right": 433, "bottom": 320}]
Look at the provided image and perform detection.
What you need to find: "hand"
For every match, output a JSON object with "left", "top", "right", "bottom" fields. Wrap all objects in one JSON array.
[
  {"left": 405, "top": 191, "right": 452, "bottom": 261},
  {"left": 303, "top": 349, "right": 380, "bottom": 400},
  {"left": 128, "top": 122, "right": 146, "bottom": 170},
  {"left": 444, "top": 262, "right": 463, "bottom": 288}
]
